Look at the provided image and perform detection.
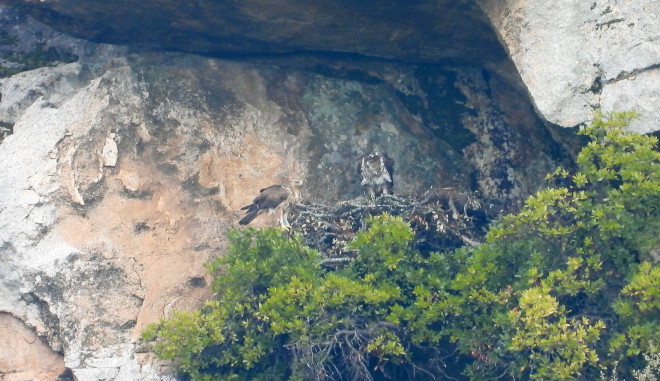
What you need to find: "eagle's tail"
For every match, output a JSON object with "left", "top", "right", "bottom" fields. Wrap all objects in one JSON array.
[{"left": 239, "top": 209, "right": 259, "bottom": 225}]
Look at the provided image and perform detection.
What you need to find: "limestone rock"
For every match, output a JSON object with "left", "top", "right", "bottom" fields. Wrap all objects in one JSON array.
[
  {"left": 482, "top": 0, "right": 660, "bottom": 132},
  {"left": 0, "top": 5, "right": 126, "bottom": 76},
  {"left": 102, "top": 133, "right": 118, "bottom": 167}
]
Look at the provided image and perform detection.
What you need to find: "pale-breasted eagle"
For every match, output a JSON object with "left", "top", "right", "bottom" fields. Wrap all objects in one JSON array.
[
  {"left": 239, "top": 180, "right": 302, "bottom": 228},
  {"left": 358, "top": 152, "right": 394, "bottom": 199}
]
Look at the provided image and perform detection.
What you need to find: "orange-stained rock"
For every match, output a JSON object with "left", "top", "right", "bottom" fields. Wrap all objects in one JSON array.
[{"left": 0, "top": 313, "right": 66, "bottom": 381}]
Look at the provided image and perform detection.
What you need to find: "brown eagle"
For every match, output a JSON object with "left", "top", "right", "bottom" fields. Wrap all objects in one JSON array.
[
  {"left": 239, "top": 180, "right": 302, "bottom": 228},
  {"left": 358, "top": 152, "right": 395, "bottom": 199}
]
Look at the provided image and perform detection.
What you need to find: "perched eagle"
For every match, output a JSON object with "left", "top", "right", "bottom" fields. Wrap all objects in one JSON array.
[
  {"left": 239, "top": 180, "right": 302, "bottom": 228},
  {"left": 358, "top": 152, "right": 395, "bottom": 199}
]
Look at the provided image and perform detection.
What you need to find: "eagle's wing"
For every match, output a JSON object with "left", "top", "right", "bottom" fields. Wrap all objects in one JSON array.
[
  {"left": 239, "top": 185, "right": 291, "bottom": 225},
  {"left": 254, "top": 185, "right": 291, "bottom": 209}
]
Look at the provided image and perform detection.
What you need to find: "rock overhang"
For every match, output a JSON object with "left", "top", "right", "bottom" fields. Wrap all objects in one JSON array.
[{"left": 0, "top": 0, "right": 508, "bottom": 65}]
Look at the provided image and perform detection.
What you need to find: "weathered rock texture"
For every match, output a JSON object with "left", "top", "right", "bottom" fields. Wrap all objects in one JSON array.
[
  {"left": 482, "top": 0, "right": 660, "bottom": 132},
  {"left": 0, "top": 313, "right": 65, "bottom": 380},
  {"left": 3, "top": 0, "right": 652, "bottom": 379}
]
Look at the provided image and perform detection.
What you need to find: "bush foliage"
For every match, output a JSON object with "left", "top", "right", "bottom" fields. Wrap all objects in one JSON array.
[{"left": 142, "top": 111, "right": 660, "bottom": 380}]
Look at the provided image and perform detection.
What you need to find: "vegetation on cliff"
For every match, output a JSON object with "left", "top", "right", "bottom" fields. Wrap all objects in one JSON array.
[{"left": 142, "top": 111, "right": 660, "bottom": 380}]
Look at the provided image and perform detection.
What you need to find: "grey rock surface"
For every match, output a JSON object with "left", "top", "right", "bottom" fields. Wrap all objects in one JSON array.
[
  {"left": 0, "top": 62, "right": 178, "bottom": 380},
  {"left": 482, "top": 0, "right": 660, "bottom": 132}
]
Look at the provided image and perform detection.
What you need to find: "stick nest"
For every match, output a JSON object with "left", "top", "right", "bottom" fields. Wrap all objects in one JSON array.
[{"left": 290, "top": 189, "right": 506, "bottom": 267}]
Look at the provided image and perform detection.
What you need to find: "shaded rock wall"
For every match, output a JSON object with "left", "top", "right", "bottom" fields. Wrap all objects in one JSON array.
[
  {"left": 0, "top": 0, "right": 505, "bottom": 64},
  {"left": 0, "top": 5, "right": 125, "bottom": 76}
]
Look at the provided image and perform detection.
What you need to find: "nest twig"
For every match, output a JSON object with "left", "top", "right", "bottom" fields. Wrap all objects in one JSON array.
[{"left": 290, "top": 189, "right": 504, "bottom": 266}]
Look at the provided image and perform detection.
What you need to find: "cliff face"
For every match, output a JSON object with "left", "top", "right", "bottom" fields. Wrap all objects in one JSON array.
[
  {"left": 0, "top": 1, "right": 653, "bottom": 379},
  {"left": 0, "top": 55, "right": 562, "bottom": 379}
]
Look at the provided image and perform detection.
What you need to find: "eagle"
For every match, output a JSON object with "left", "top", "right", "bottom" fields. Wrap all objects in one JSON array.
[
  {"left": 239, "top": 180, "right": 302, "bottom": 228},
  {"left": 358, "top": 152, "right": 395, "bottom": 199}
]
